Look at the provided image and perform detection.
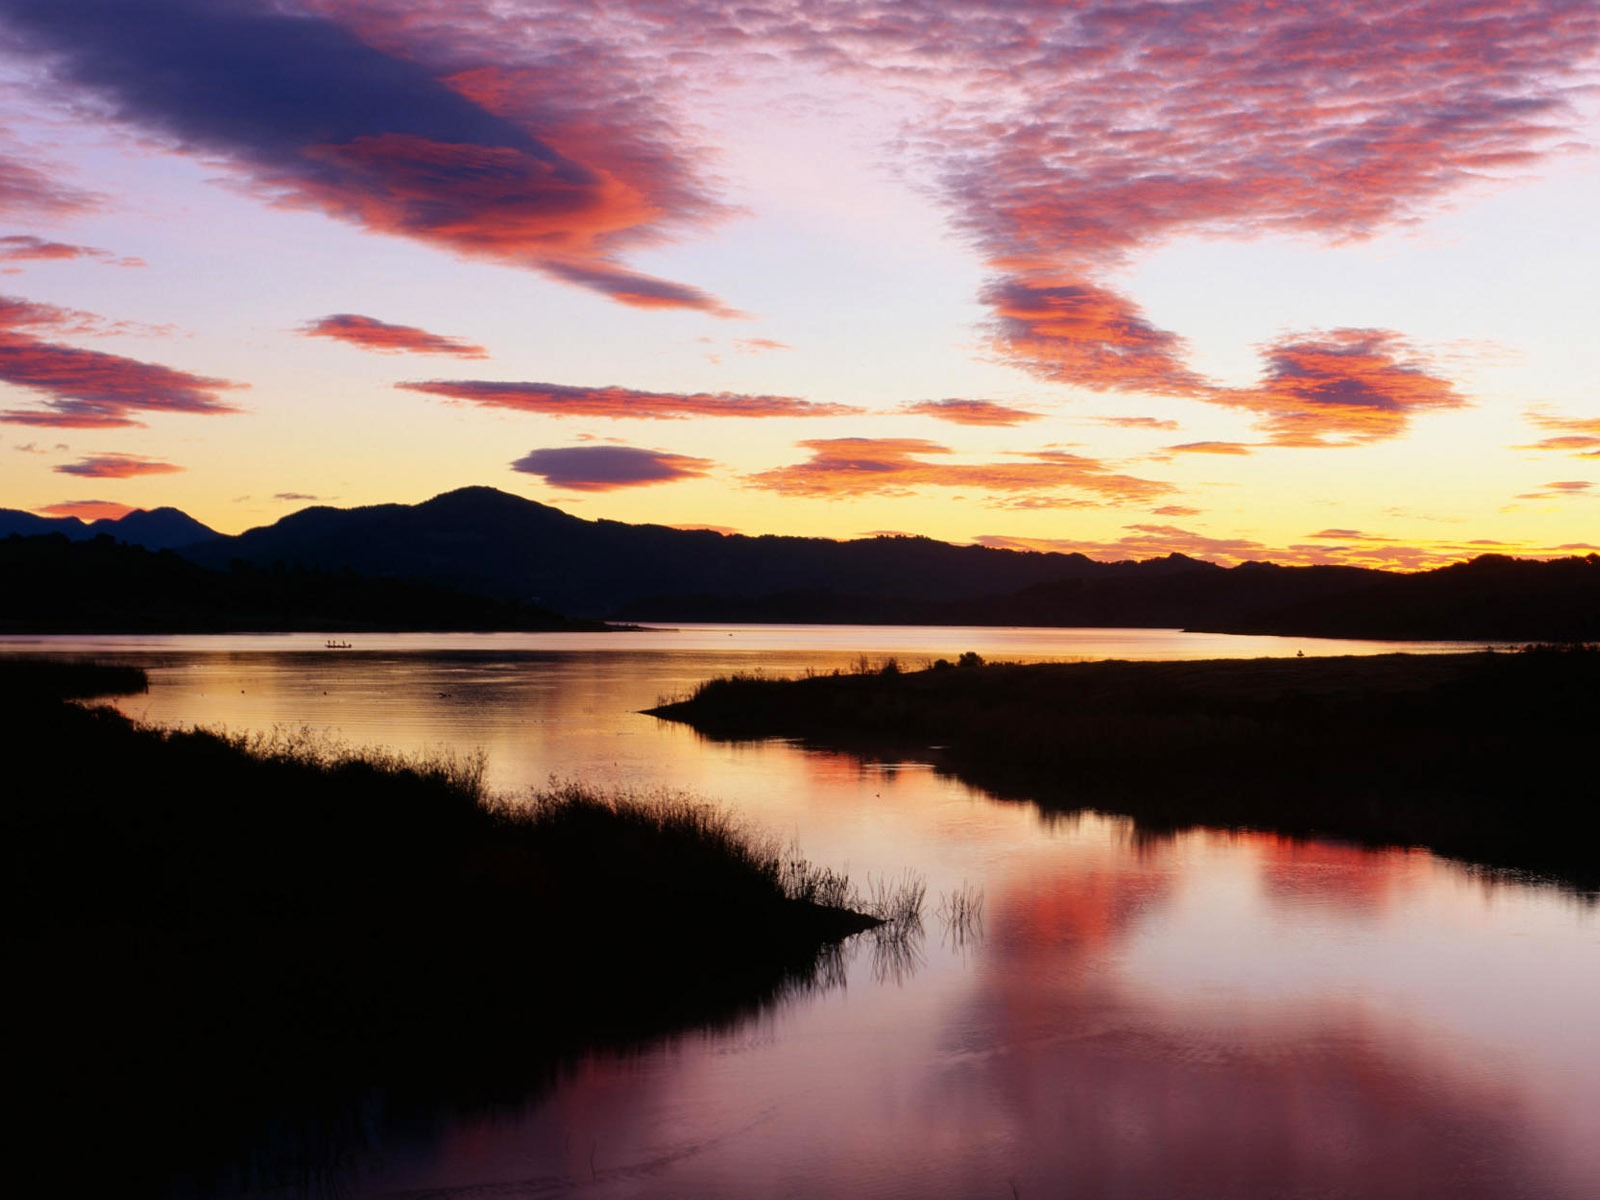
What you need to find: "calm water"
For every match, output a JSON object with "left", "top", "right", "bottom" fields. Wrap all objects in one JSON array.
[{"left": 11, "top": 626, "right": 1597, "bottom": 1198}]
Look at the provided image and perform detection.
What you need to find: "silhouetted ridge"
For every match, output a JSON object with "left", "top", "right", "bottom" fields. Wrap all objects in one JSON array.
[
  {"left": 165, "top": 487, "right": 1600, "bottom": 638},
  {"left": 0, "top": 504, "right": 218, "bottom": 550}
]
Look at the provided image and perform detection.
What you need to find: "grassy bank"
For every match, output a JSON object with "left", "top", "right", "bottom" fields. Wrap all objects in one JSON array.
[
  {"left": 649, "top": 647, "right": 1600, "bottom": 889},
  {"left": 2, "top": 659, "right": 876, "bottom": 1196}
]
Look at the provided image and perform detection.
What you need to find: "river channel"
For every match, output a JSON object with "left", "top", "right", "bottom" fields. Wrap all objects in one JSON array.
[{"left": 9, "top": 625, "right": 1597, "bottom": 1198}]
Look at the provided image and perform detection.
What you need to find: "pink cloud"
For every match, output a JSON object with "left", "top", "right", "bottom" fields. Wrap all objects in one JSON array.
[
  {"left": 903, "top": 398, "right": 1044, "bottom": 427},
  {"left": 747, "top": 437, "right": 1171, "bottom": 504},
  {"left": 0, "top": 235, "right": 141, "bottom": 268},
  {"left": 510, "top": 444, "right": 714, "bottom": 490},
  {"left": 55, "top": 453, "right": 184, "bottom": 479},
  {"left": 4, "top": 1, "right": 738, "bottom": 314},
  {"left": 0, "top": 150, "right": 98, "bottom": 217},
  {"left": 0, "top": 293, "right": 245, "bottom": 428},
  {"left": 399, "top": 379, "right": 861, "bottom": 419},
  {"left": 301, "top": 313, "right": 488, "bottom": 358},
  {"left": 983, "top": 277, "right": 1207, "bottom": 395},
  {"left": 735, "top": 338, "right": 792, "bottom": 354}
]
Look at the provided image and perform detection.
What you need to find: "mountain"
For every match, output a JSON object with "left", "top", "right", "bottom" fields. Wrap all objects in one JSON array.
[
  {"left": 175, "top": 487, "right": 1600, "bottom": 639},
  {"left": 0, "top": 505, "right": 218, "bottom": 550},
  {"left": 183, "top": 486, "right": 1129, "bottom": 616}
]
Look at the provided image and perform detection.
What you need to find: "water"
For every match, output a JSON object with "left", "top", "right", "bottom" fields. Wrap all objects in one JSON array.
[{"left": 10, "top": 626, "right": 1596, "bottom": 1198}]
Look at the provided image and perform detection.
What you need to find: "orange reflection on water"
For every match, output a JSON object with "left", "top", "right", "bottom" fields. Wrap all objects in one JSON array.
[{"left": 1247, "top": 830, "right": 1432, "bottom": 915}]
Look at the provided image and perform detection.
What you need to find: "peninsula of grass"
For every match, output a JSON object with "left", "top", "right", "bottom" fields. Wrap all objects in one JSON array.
[
  {"left": 3, "top": 659, "right": 876, "bottom": 1195},
  {"left": 649, "top": 647, "right": 1600, "bottom": 889}
]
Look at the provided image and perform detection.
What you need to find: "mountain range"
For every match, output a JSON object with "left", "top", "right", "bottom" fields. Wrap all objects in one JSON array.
[{"left": 6, "top": 487, "right": 1597, "bottom": 639}]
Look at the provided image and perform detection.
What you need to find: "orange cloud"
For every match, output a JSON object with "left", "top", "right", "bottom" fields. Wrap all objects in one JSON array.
[
  {"left": 747, "top": 437, "right": 1172, "bottom": 504},
  {"left": 1163, "top": 441, "right": 1253, "bottom": 456},
  {"left": 35, "top": 499, "right": 135, "bottom": 521},
  {"left": 903, "top": 398, "right": 1044, "bottom": 427},
  {"left": 1515, "top": 412, "right": 1600, "bottom": 456},
  {"left": 510, "top": 444, "right": 713, "bottom": 491},
  {"left": 55, "top": 453, "right": 183, "bottom": 479},
  {"left": 399, "top": 379, "right": 861, "bottom": 420},
  {"left": 300, "top": 313, "right": 487, "bottom": 358},
  {"left": 1093, "top": 416, "right": 1182, "bottom": 431},
  {"left": 0, "top": 295, "right": 245, "bottom": 428}
]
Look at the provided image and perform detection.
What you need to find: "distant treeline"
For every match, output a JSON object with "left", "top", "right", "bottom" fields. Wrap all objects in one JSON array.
[
  {"left": 651, "top": 647, "right": 1600, "bottom": 889},
  {"left": 621, "top": 553, "right": 1600, "bottom": 642},
  {"left": 0, "top": 532, "right": 605, "bottom": 632}
]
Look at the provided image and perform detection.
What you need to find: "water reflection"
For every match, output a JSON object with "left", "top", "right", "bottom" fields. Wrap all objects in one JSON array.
[{"left": 7, "top": 632, "right": 1597, "bottom": 1198}]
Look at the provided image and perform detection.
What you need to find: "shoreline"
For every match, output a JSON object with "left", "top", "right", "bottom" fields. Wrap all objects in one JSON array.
[{"left": 649, "top": 647, "right": 1600, "bottom": 891}]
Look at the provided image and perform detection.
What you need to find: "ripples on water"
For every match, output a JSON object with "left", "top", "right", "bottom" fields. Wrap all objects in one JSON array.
[{"left": 8, "top": 626, "right": 1595, "bottom": 1198}]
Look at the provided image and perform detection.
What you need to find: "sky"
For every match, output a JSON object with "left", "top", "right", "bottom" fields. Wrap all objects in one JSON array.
[{"left": 1, "top": 0, "right": 1597, "bottom": 570}]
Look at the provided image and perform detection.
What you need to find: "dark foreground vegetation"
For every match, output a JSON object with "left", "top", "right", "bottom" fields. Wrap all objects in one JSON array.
[
  {"left": 0, "top": 533, "right": 610, "bottom": 631},
  {"left": 651, "top": 647, "right": 1600, "bottom": 889},
  {"left": 3, "top": 660, "right": 874, "bottom": 1196}
]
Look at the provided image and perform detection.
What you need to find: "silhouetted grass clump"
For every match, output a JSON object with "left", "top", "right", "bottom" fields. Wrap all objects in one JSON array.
[
  {"left": 2, "top": 659, "right": 875, "bottom": 1196},
  {"left": 650, "top": 646, "right": 1600, "bottom": 889}
]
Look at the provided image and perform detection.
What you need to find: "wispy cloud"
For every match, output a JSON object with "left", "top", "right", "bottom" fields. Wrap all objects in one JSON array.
[
  {"left": 1161, "top": 441, "right": 1253, "bottom": 457},
  {"left": 747, "top": 437, "right": 1171, "bottom": 504},
  {"left": 400, "top": 379, "right": 861, "bottom": 420},
  {"left": 1515, "top": 411, "right": 1600, "bottom": 457},
  {"left": 511, "top": 444, "right": 714, "bottom": 490},
  {"left": 55, "top": 452, "right": 183, "bottom": 478},
  {"left": 0, "top": 146, "right": 98, "bottom": 217},
  {"left": 1092, "top": 416, "right": 1183, "bottom": 431},
  {"left": 301, "top": 313, "right": 487, "bottom": 358},
  {"left": 0, "top": 234, "right": 141, "bottom": 269},
  {"left": 902, "top": 398, "right": 1044, "bottom": 427},
  {"left": 0, "top": 292, "right": 246, "bottom": 427},
  {"left": 1512, "top": 480, "right": 1593, "bottom": 501}
]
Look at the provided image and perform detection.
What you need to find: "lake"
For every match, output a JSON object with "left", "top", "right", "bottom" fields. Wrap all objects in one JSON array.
[{"left": 9, "top": 625, "right": 1597, "bottom": 1198}]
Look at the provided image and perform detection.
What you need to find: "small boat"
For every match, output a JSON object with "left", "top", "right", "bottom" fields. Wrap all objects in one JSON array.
[{"left": 324, "top": 639, "right": 353, "bottom": 649}]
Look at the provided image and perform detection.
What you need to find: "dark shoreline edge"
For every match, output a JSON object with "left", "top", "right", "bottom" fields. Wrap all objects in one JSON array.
[
  {"left": 649, "top": 648, "right": 1600, "bottom": 893},
  {"left": 2, "top": 660, "right": 874, "bottom": 1196}
]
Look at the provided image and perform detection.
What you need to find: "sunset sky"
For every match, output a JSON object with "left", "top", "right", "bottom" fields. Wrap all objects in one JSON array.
[{"left": 1, "top": 0, "right": 1597, "bottom": 569}]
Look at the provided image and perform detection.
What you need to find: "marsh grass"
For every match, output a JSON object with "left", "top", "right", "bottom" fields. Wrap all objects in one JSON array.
[
  {"left": 4, "top": 662, "right": 882, "bottom": 1196},
  {"left": 937, "top": 881, "right": 987, "bottom": 951}
]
